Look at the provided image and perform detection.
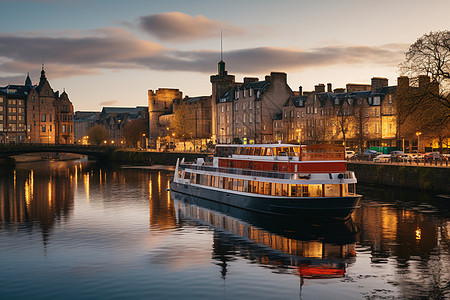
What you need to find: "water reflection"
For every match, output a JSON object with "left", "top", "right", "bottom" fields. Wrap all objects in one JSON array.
[
  {"left": 353, "top": 185, "right": 450, "bottom": 299},
  {"left": 0, "top": 162, "right": 448, "bottom": 299},
  {"left": 171, "top": 191, "right": 357, "bottom": 282},
  {"left": 0, "top": 161, "right": 76, "bottom": 244}
]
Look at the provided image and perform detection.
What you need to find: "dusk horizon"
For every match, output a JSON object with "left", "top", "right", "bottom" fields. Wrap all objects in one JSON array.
[{"left": 1, "top": 0, "right": 449, "bottom": 110}]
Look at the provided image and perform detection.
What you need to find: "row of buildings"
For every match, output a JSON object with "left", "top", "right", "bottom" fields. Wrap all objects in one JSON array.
[
  {"left": 147, "top": 60, "right": 447, "bottom": 152},
  {"left": 3, "top": 60, "right": 446, "bottom": 153},
  {"left": 0, "top": 68, "right": 74, "bottom": 144}
]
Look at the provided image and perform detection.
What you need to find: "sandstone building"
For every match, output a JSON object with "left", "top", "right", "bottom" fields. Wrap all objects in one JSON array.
[
  {"left": 211, "top": 61, "right": 293, "bottom": 144},
  {"left": 274, "top": 76, "right": 443, "bottom": 152},
  {"left": 0, "top": 69, "right": 74, "bottom": 144},
  {"left": 148, "top": 88, "right": 182, "bottom": 148}
]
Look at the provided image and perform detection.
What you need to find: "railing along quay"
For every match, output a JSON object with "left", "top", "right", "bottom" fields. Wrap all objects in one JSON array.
[{"left": 348, "top": 157, "right": 449, "bottom": 167}]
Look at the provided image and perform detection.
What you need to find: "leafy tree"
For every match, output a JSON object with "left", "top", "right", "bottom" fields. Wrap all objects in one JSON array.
[
  {"left": 123, "top": 119, "right": 148, "bottom": 148},
  {"left": 171, "top": 105, "right": 195, "bottom": 141},
  {"left": 88, "top": 125, "right": 109, "bottom": 146}
]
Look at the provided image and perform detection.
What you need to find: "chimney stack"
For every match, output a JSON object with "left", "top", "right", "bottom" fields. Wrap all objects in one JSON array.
[
  {"left": 418, "top": 75, "right": 430, "bottom": 88},
  {"left": 327, "top": 83, "right": 332, "bottom": 93},
  {"left": 371, "top": 77, "right": 388, "bottom": 91},
  {"left": 314, "top": 83, "right": 325, "bottom": 93},
  {"left": 397, "top": 76, "right": 409, "bottom": 90}
]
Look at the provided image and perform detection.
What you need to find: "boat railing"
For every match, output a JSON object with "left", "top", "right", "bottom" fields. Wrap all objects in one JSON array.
[
  {"left": 179, "top": 164, "right": 292, "bottom": 179},
  {"left": 179, "top": 164, "right": 355, "bottom": 181}
]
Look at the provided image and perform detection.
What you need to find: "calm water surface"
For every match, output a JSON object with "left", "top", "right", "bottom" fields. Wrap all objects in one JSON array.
[{"left": 0, "top": 160, "right": 449, "bottom": 300}]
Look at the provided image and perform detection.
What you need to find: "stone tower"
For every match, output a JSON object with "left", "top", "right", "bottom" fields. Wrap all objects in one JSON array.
[
  {"left": 148, "top": 88, "right": 182, "bottom": 147},
  {"left": 210, "top": 60, "right": 236, "bottom": 143}
]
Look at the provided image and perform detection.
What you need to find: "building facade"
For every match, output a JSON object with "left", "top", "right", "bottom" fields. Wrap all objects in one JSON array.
[
  {"left": 148, "top": 88, "right": 182, "bottom": 148},
  {"left": 273, "top": 76, "right": 445, "bottom": 152},
  {"left": 211, "top": 61, "right": 293, "bottom": 144},
  {"left": 74, "top": 111, "right": 100, "bottom": 144},
  {"left": 96, "top": 106, "right": 148, "bottom": 144},
  {"left": 0, "top": 69, "right": 74, "bottom": 144}
]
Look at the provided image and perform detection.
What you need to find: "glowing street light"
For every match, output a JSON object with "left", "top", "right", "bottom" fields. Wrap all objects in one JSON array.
[{"left": 415, "top": 132, "right": 422, "bottom": 153}]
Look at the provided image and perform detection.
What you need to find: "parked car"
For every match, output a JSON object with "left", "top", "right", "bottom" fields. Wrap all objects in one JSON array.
[
  {"left": 345, "top": 150, "right": 355, "bottom": 159},
  {"left": 373, "top": 154, "right": 391, "bottom": 163},
  {"left": 398, "top": 154, "right": 412, "bottom": 162},
  {"left": 362, "top": 149, "right": 379, "bottom": 159},
  {"left": 389, "top": 150, "right": 404, "bottom": 161},
  {"left": 398, "top": 153, "right": 424, "bottom": 162},
  {"left": 424, "top": 152, "right": 446, "bottom": 161}
]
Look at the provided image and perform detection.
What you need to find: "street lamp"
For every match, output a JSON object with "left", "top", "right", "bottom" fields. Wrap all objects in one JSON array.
[
  {"left": 415, "top": 131, "right": 422, "bottom": 153},
  {"left": 296, "top": 128, "right": 302, "bottom": 145}
]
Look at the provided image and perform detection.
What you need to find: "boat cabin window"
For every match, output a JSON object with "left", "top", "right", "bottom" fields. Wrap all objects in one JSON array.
[
  {"left": 273, "top": 147, "right": 300, "bottom": 156},
  {"left": 215, "top": 146, "right": 237, "bottom": 157}
]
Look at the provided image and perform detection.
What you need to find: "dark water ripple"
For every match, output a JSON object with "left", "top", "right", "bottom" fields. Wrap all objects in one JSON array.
[{"left": 0, "top": 161, "right": 448, "bottom": 299}]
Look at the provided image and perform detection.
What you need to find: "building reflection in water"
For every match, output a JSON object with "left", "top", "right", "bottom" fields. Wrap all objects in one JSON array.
[
  {"left": 1, "top": 163, "right": 448, "bottom": 298},
  {"left": 0, "top": 161, "right": 78, "bottom": 246},
  {"left": 147, "top": 171, "right": 177, "bottom": 230},
  {"left": 353, "top": 185, "right": 450, "bottom": 299},
  {"left": 171, "top": 191, "right": 357, "bottom": 285}
]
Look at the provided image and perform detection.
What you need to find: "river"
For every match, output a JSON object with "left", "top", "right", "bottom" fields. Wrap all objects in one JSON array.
[{"left": 0, "top": 159, "right": 449, "bottom": 299}]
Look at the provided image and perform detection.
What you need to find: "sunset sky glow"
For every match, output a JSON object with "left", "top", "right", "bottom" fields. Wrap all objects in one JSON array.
[{"left": 0, "top": 0, "right": 449, "bottom": 110}]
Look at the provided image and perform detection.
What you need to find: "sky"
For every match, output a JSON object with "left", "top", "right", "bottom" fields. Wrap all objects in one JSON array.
[{"left": 0, "top": 0, "right": 449, "bottom": 111}]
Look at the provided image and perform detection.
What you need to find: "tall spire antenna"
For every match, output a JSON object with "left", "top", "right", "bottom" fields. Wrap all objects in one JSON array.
[
  {"left": 220, "top": 30, "right": 223, "bottom": 61},
  {"left": 41, "top": 57, "right": 44, "bottom": 70}
]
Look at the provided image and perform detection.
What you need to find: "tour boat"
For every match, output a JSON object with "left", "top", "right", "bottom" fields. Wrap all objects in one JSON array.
[{"left": 170, "top": 143, "right": 361, "bottom": 219}]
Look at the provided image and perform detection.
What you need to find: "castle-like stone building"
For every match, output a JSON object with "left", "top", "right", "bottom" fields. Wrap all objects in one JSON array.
[{"left": 148, "top": 88, "right": 182, "bottom": 147}]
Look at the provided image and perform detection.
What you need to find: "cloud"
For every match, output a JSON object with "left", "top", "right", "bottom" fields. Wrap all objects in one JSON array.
[
  {"left": 99, "top": 100, "right": 118, "bottom": 106},
  {"left": 0, "top": 27, "right": 408, "bottom": 86},
  {"left": 137, "top": 12, "right": 245, "bottom": 42}
]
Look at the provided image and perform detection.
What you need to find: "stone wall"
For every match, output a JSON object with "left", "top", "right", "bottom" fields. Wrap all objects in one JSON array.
[
  {"left": 347, "top": 163, "right": 450, "bottom": 193},
  {"left": 110, "top": 150, "right": 208, "bottom": 166}
]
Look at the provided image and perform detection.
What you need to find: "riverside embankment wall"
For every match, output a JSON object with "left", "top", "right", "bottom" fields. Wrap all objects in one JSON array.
[
  {"left": 347, "top": 163, "right": 450, "bottom": 194},
  {"left": 110, "top": 150, "right": 209, "bottom": 166}
]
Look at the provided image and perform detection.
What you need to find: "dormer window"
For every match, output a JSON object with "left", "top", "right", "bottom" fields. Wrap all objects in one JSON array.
[
  {"left": 235, "top": 90, "right": 239, "bottom": 99},
  {"left": 249, "top": 89, "right": 253, "bottom": 97},
  {"left": 373, "top": 96, "right": 380, "bottom": 105}
]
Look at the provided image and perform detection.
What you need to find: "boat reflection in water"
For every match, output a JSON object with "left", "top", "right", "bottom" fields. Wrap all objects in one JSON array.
[{"left": 171, "top": 190, "right": 357, "bottom": 284}]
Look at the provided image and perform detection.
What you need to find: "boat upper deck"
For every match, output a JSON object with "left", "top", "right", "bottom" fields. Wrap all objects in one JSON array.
[{"left": 214, "top": 144, "right": 345, "bottom": 161}]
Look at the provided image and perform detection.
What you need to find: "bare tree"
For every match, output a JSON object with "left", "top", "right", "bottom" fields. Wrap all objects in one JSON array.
[
  {"left": 123, "top": 119, "right": 148, "bottom": 148},
  {"left": 398, "top": 31, "right": 450, "bottom": 151},
  {"left": 400, "top": 30, "right": 450, "bottom": 114}
]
